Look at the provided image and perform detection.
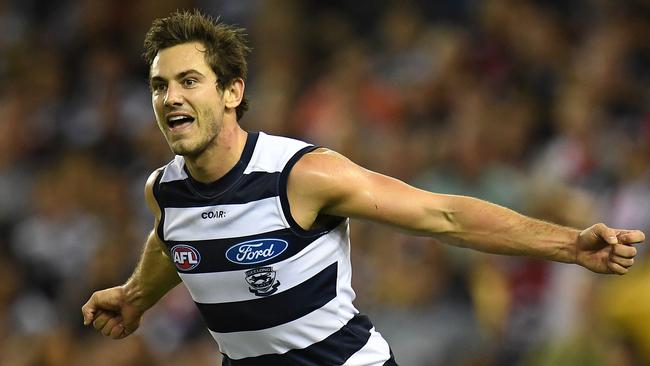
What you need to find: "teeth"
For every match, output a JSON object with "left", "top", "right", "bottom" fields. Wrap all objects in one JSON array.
[{"left": 169, "top": 115, "right": 188, "bottom": 122}]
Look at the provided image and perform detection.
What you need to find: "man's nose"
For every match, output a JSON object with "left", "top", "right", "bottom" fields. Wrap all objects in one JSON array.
[{"left": 164, "top": 83, "right": 184, "bottom": 106}]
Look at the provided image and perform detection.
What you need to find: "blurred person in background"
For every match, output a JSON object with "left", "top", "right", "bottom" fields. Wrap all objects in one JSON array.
[{"left": 80, "top": 9, "right": 645, "bottom": 366}]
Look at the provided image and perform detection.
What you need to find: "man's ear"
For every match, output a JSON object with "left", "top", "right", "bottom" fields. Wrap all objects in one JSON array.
[{"left": 224, "top": 78, "right": 245, "bottom": 110}]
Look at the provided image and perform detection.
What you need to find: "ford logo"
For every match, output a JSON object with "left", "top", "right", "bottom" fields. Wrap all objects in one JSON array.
[{"left": 225, "top": 239, "right": 288, "bottom": 265}]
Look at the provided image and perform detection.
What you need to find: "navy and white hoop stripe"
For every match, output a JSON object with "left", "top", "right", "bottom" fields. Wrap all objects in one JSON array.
[{"left": 153, "top": 132, "right": 396, "bottom": 365}]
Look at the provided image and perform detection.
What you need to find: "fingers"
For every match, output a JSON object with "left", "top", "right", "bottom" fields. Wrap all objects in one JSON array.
[
  {"left": 82, "top": 287, "right": 140, "bottom": 339},
  {"left": 109, "top": 324, "right": 126, "bottom": 339},
  {"left": 590, "top": 224, "right": 645, "bottom": 246},
  {"left": 617, "top": 230, "right": 645, "bottom": 245},
  {"left": 82, "top": 287, "right": 125, "bottom": 326},
  {"left": 608, "top": 229, "right": 643, "bottom": 276},
  {"left": 607, "top": 261, "right": 629, "bottom": 275},
  {"left": 591, "top": 223, "right": 619, "bottom": 244},
  {"left": 101, "top": 316, "right": 123, "bottom": 337},
  {"left": 92, "top": 310, "right": 113, "bottom": 331},
  {"left": 610, "top": 255, "right": 634, "bottom": 268},
  {"left": 81, "top": 300, "right": 96, "bottom": 326},
  {"left": 608, "top": 242, "right": 636, "bottom": 275},
  {"left": 93, "top": 311, "right": 128, "bottom": 339},
  {"left": 577, "top": 224, "right": 642, "bottom": 275},
  {"left": 612, "top": 243, "right": 637, "bottom": 259}
]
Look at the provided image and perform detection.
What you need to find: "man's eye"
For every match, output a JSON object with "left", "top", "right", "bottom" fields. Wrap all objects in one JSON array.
[
  {"left": 183, "top": 79, "right": 197, "bottom": 87},
  {"left": 152, "top": 83, "right": 167, "bottom": 92}
]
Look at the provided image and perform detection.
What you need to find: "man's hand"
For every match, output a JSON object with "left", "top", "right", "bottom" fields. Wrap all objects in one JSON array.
[
  {"left": 576, "top": 223, "right": 645, "bottom": 274},
  {"left": 81, "top": 286, "right": 144, "bottom": 339}
]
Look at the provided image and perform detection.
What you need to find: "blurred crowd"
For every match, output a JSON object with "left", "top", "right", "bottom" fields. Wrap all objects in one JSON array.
[{"left": 1, "top": 0, "right": 649, "bottom": 365}]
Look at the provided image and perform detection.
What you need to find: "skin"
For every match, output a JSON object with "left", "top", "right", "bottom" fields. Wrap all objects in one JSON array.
[
  {"left": 81, "top": 40, "right": 646, "bottom": 340},
  {"left": 149, "top": 42, "right": 248, "bottom": 183}
]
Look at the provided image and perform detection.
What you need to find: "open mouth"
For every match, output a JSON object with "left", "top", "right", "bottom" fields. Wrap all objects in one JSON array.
[{"left": 167, "top": 115, "right": 195, "bottom": 131}]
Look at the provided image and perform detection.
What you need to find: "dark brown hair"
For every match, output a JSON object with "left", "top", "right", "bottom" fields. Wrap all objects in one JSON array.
[{"left": 143, "top": 10, "right": 251, "bottom": 120}]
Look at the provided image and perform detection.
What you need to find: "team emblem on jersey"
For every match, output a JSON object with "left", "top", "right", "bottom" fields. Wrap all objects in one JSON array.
[
  {"left": 245, "top": 267, "right": 280, "bottom": 296},
  {"left": 225, "top": 239, "right": 288, "bottom": 265},
  {"left": 171, "top": 244, "right": 201, "bottom": 271}
]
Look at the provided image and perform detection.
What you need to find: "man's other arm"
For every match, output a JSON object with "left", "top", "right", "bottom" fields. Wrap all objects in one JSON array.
[
  {"left": 81, "top": 170, "right": 181, "bottom": 339},
  {"left": 287, "top": 149, "right": 645, "bottom": 275}
]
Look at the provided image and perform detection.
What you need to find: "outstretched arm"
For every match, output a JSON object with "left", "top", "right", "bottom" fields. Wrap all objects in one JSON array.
[
  {"left": 81, "top": 170, "right": 181, "bottom": 339},
  {"left": 287, "top": 149, "right": 645, "bottom": 274}
]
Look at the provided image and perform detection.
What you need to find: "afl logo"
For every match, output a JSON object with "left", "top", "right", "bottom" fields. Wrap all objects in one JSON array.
[
  {"left": 171, "top": 245, "right": 201, "bottom": 271},
  {"left": 225, "top": 239, "right": 288, "bottom": 265}
]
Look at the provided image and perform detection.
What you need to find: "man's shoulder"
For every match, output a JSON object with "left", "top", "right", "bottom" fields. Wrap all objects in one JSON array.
[
  {"left": 292, "top": 148, "right": 347, "bottom": 171},
  {"left": 288, "top": 148, "right": 355, "bottom": 193},
  {"left": 285, "top": 148, "right": 363, "bottom": 221}
]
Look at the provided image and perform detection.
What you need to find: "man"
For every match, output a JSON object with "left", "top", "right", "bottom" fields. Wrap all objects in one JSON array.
[{"left": 81, "top": 10, "right": 645, "bottom": 366}]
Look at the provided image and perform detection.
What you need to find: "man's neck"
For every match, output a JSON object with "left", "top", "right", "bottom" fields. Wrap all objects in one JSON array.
[{"left": 184, "top": 122, "right": 248, "bottom": 184}]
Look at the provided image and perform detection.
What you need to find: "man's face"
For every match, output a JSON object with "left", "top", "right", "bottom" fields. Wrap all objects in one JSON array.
[{"left": 149, "top": 42, "right": 224, "bottom": 157}]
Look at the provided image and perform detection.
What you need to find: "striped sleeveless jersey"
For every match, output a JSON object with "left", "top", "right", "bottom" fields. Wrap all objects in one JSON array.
[{"left": 153, "top": 132, "right": 397, "bottom": 365}]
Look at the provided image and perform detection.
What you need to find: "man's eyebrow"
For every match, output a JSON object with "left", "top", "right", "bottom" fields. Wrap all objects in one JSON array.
[
  {"left": 149, "top": 76, "right": 165, "bottom": 84},
  {"left": 149, "top": 69, "right": 206, "bottom": 83},
  {"left": 177, "top": 69, "right": 205, "bottom": 79}
]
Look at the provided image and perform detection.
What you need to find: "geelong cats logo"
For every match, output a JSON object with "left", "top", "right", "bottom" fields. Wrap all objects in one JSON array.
[{"left": 245, "top": 267, "right": 280, "bottom": 296}]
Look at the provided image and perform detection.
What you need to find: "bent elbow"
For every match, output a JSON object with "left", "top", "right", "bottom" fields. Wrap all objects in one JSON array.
[
  {"left": 439, "top": 209, "right": 461, "bottom": 234},
  {"left": 416, "top": 206, "right": 461, "bottom": 236}
]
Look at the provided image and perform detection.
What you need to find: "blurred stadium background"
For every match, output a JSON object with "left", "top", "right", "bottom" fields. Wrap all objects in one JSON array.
[{"left": 1, "top": 0, "right": 649, "bottom": 365}]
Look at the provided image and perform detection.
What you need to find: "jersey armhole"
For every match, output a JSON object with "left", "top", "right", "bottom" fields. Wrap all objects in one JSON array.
[
  {"left": 279, "top": 146, "right": 346, "bottom": 238},
  {"left": 151, "top": 168, "right": 166, "bottom": 243}
]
